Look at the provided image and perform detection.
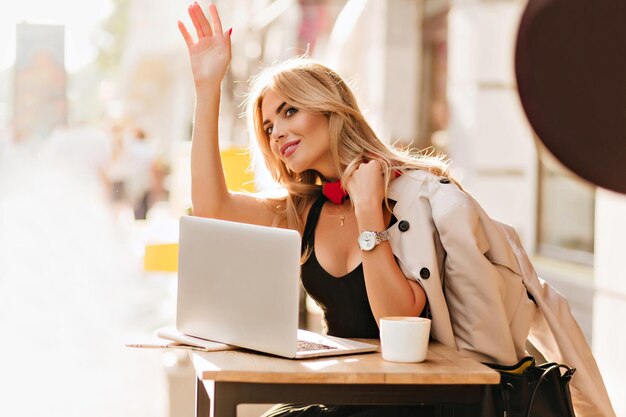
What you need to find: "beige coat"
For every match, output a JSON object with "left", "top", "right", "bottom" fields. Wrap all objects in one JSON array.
[{"left": 385, "top": 170, "right": 615, "bottom": 417}]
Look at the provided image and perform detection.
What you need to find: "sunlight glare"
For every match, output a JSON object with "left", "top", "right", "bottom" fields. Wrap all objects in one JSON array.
[{"left": 302, "top": 359, "right": 339, "bottom": 370}]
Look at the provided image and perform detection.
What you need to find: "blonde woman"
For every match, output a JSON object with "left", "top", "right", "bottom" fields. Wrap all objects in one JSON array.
[{"left": 178, "top": 4, "right": 614, "bottom": 417}]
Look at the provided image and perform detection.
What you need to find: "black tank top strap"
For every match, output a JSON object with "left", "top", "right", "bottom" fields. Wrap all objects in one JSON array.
[{"left": 301, "top": 193, "right": 326, "bottom": 255}]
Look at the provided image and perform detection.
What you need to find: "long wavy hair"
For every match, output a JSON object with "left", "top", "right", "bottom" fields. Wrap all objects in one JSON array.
[{"left": 245, "top": 58, "right": 453, "bottom": 236}]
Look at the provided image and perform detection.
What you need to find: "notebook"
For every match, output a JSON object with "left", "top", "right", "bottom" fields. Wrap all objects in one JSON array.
[{"left": 176, "top": 215, "right": 378, "bottom": 359}]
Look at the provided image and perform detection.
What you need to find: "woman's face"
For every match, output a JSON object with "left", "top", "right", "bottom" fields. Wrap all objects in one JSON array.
[{"left": 261, "top": 89, "right": 337, "bottom": 178}]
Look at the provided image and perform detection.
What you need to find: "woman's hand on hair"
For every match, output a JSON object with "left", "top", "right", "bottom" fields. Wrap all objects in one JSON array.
[
  {"left": 345, "top": 160, "right": 385, "bottom": 212},
  {"left": 178, "top": 3, "right": 232, "bottom": 95}
]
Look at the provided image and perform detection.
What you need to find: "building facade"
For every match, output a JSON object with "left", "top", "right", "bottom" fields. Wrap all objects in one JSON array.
[{"left": 13, "top": 23, "right": 67, "bottom": 142}]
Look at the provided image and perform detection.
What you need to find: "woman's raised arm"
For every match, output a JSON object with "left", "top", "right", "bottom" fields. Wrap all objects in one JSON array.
[{"left": 178, "top": 3, "right": 276, "bottom": 226}]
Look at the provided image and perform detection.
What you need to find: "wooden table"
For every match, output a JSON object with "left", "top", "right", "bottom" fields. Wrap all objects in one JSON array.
[{"left": 191, "top": 341, "right": 500, "bottom": 417}]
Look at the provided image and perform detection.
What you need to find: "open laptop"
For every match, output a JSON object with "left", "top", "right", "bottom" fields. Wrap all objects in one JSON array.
[{"left": 176, "top": 215, "right": 378, "bottom": 359}]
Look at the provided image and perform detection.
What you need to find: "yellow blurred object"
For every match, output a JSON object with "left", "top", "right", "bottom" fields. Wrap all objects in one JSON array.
[
  {"left": 144, "top": 243, "right": 179, "bottom": 272},
  {"left": 143, "top": 148, "right": 253, "bottom": 273},
  {"left": 220, "top": 147, "right": 255, "bottom": 192}
]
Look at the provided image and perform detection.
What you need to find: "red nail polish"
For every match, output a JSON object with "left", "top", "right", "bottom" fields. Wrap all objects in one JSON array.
[{"left": 228, "top": 28, "right": 233, "bottom": 36}]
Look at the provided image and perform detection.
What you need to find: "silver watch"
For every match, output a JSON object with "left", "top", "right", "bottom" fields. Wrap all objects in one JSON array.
[{"left": 357, "top": 230, "right": 390, "bottom": 251}]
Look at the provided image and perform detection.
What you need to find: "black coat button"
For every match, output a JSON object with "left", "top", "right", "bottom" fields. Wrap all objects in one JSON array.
[
  {"left": 439, "top": 178, "right": 451, "bottom": 184},
  {"left": 420, "top": 268, "right": 430, "bottom": 279},
  {"left": 398, "top": 220, "right": 410, "bottom": 232}
]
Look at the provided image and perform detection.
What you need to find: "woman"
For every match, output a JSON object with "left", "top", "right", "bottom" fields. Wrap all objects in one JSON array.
[
  {"left": 178, "top": 2, "right": 431, "bottom": 329},
  {"left": 177, "top": 4, "right": 614, "bottom": 417}
]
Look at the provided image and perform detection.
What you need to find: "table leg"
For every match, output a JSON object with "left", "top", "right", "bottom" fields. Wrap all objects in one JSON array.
[
  {"left": 479, "top": 386, "right": 496, "bottom": 417},
  {"left": 211, "top": 382, "right": 239, "bottom": 417},
  {"left": 196, "top": 378, "right": 238, "bottom": 417},
  {"left": 196, "top": 378, "right": 211, "bottom": 417},
  {"left": 439, "top": 404, "right": 453, "bottom": 416}
]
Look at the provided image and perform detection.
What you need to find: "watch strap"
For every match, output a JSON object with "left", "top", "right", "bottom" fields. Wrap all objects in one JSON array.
[{"left": 373, "top": 230, "right": 390, "bottom": 244}]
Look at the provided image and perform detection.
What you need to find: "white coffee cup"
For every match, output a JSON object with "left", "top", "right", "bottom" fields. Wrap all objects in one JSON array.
[{"left": 380, "top": 317, "right": 431, "bottom": 363}]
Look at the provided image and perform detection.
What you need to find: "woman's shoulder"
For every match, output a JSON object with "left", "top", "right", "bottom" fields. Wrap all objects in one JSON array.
[
  {"left": 391, "top": 169, "right": 474, "bottom": 214},
  {"left": 392, "top": 169, "right": 462, "bottom": 197},
  {"left": 401, "top": 168, "right": 455, "bottom": 184},
  {"left": 392, "top": 168, "right": 450, "bottom": 184}
]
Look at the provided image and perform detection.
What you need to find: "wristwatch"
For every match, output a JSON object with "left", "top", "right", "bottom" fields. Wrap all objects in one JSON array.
[{"left": 357, "top": 230, "right": 390, "bottom": 251}]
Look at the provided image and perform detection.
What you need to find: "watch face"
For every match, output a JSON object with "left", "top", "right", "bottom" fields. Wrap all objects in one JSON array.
[{"left": 358, "top": 231, "right": 376, "bottom": 251}]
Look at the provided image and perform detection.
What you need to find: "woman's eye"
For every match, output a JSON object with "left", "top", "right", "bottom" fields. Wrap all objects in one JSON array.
[
  {"left": 285, "top": 107, "right": 297, "bottom": 117},
  {"left": 265, "top": 126, "right": 273, "bottom": 135}
]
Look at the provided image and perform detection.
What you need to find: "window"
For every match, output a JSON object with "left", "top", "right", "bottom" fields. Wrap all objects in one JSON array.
[{"left": 537, "top": 147, "right": 595, "bottom": 265}]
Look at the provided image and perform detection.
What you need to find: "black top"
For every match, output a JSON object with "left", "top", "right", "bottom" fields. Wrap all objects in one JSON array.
[{"left": 300, "top": 194, "right": 396, "bottom": 339}]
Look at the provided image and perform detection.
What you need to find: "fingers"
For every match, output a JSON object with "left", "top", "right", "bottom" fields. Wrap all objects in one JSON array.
[
  {"left": 357, "top": 159, "right": 381, "bottom": 170},
  {"left": 181, "top": 2, "right": 227, "bottom": 45},
  {"left": 187, "top": 4, "right": 204, "bottom": 37},
  {"left": 353, "top": 160, "right": 383, "bottom": 178},
  {"left": 192, "top": 3, "right": 214, "bottom": 37},
  {"left": 177, "top": 21, "right": 194, "bottom": 49},
  {"left": 209, "top": 4, "right": 223, "bottom": 37}
]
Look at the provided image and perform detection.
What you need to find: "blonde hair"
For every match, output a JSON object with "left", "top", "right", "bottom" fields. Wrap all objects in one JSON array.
[{"left": 245, "top": 58, "right": 452, "bottom": 236}]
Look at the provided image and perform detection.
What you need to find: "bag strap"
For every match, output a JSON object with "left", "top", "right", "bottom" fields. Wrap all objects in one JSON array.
[{"left": 526, "top": 364, "right": 576, "bottom": 417}]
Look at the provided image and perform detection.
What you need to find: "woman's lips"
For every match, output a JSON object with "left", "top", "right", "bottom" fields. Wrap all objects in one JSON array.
[{"left": 281, "top": 140, "right": 301, "bottom": 158}]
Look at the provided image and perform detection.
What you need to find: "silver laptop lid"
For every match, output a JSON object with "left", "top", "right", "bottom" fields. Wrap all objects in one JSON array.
[{"left": 176, "top": 216, "right": 301, "bottom": 358}]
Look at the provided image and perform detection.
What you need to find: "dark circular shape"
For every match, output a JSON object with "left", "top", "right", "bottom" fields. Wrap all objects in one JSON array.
[
  {"left": 515, "top": 0, "right": 626, "bottom": 193},
  {"left": 398, "top": 220, "right": 410, "bottom": 232},
  {"left": 439, "top": 178, "right": 451, "bottom": 184},
  {"left": 419, "top": 268, "right": 431, "bottom": 279}
]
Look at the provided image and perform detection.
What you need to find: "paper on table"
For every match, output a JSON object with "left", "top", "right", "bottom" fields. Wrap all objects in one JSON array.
[
  {"left": 125, "top": 341, "right": 213, "bottom": 352},
  {"left": 156, "top": 326, "right": 236, "bottom": 351}
]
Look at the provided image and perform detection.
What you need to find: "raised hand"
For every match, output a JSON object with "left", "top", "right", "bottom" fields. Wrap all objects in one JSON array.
[{"left": 178, "top": 3, "right": 232, "bottom": 92}]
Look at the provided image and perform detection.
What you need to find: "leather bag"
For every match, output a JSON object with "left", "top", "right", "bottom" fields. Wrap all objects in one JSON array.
[{"left": 486, "top": 356, "right": 577, "bottom": 417}]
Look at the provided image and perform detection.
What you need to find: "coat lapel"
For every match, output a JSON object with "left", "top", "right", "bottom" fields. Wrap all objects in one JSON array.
[{"left": 386, "top": 171, "right": 458, "bottom": 349}]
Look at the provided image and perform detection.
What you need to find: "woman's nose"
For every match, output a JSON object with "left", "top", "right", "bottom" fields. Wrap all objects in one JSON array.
[{"left": 271, "top": 125, "right": 286, "bottom": 142}]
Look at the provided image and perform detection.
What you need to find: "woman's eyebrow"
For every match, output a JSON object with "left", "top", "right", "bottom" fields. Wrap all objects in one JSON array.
[{"left": 262, "top": 102, "right": 287, "bottom": 126}]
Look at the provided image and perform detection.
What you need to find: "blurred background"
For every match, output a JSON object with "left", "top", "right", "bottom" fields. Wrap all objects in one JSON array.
[{"left": 1, "top": 0, "right": 624, "bottom": 416}]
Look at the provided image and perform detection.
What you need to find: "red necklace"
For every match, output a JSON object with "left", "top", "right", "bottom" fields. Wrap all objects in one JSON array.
[
  {"left": 322, "top": 180, "right": 348, "bottom": 204},
  {"left": 322, "top": 171, "right": 402, "bottom": 205}
]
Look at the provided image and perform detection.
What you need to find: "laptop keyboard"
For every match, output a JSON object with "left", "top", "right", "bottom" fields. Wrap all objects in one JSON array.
[{"left": 297, "top": 340, "right": 338, "bottom": 352}]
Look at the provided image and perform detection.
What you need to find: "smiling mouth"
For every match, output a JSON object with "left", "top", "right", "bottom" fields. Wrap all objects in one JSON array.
[{"left": 281, "top": 140, "right": 301, "bottom": 157}]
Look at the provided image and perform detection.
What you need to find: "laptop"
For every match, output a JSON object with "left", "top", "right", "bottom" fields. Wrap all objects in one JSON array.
[{"left": 176, "top": 215, "right": 378, "bottom": 359}]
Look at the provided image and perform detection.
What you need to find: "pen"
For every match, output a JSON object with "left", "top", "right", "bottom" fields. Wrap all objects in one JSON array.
[{"left": 125, "top": 343, "right": 208, "bottom": 351}]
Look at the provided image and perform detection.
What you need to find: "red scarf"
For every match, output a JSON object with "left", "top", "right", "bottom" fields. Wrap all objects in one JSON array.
[
  {"left": 322, "top": 180, "right": 348, "bottom": 204},
  {"left": 322, "top": 171, "right": 402, "bottom": 205}
]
